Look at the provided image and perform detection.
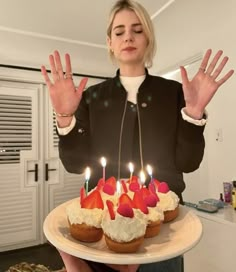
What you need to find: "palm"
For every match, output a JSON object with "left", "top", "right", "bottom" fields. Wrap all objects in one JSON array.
[
  {"left": 180, "top": 49, "right": 234, "bottom": 118},
  {"left": 41, "top": 50, "right": 88, "bottom": 115}
]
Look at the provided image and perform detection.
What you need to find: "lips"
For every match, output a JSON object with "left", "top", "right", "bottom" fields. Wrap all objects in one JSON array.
[{"left": 123, "top": 47, "right": 136, "bottom": 51}]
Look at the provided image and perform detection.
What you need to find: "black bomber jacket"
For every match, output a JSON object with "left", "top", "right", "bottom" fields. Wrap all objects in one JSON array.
[{"left": 58, "top": 70, "right": 205, "bottom": 200}]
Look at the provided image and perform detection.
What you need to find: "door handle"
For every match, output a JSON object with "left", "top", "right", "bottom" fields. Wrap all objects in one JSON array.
[
  {"left": 27, "top": 164, "right": 38, "bottom": 182},
  {"left": 45, "top": 163, "right": 57, "bottom": 181}
]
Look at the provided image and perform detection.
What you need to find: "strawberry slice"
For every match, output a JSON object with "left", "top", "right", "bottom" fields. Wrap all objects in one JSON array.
[
  {"left": 96, "top": 178, "right": 105, "bottom": 191},
  {"left": 119, "top": 193, "right": 134, "bottom": 208},
  {"left": 144, "top": 194, "right": 158, "bottom": 207},
  {"left": 117, "top": 203, "right": 134, "bottom": 218},
  {"left": 81, "top": 190, "right": 104, "bottom": 209},
  {"left": 106, "top": 200, "right": 115, "bottom": 220},
  {"left": 80, "top": 187, "right": 86, "bottom": 205},
  {"left": 133, "top": 191, "right": 148, "bottom": 214},
  {"left": 129, "top": 182, "right": 140, "bottom": 192},
  {"left": 158, "top": 182, "right": 170, "bottom": 193},
  {"left": 103, "top": 183, "right": 115, "bottom": 195},
  {"left": 121, "top": 180, "right": 128, "bottom": 193}
]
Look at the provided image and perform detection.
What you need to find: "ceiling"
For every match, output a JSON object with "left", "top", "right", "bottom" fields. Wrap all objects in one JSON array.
[{"left": 0, "top": 0, "right": 175, "bottom": 77}]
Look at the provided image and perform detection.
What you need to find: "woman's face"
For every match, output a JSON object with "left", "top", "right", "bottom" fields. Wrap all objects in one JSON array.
[{"left": 108, "top": 9, "right": 148, "bottom": 67}]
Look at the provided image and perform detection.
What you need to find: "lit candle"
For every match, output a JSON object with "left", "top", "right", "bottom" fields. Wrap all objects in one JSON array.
[
  {"left": 140, "top": 170, "right": 146, "bottom": 187},
  {"left": 128, "top": 162, "right": 134, "bottom": 182},
  {"left": 85, "top": 167, "right": 91, "bottom": 195},
  {"left": 100, "top": 157, "right": 107, "bottom": 181},
  {"left": 116, "top": 180, "right": 121, "bottom": 196},
  {"left": 146, "top": 164, "right": 153, "bottom": 183}
]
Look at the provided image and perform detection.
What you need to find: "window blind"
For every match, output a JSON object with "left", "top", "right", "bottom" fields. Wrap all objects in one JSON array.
[{"left": 0, "top": 94, "right": 32, "bottom": 164}]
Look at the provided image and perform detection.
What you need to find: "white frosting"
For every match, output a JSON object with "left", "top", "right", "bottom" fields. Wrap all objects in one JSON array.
[
  {"left": 147, "top": 206, "right": 164, "bottom": 223},
  {"left": 101, "top": 209, "right": 147, "bottom": 242},
  {"left": 157, "top": 191, "right": 179, "bottom": 211},
  {"left": 100, "top": 192, "right": 118, "bottom": 206},
  {"left": 66, "top": 200, "right": 103, "bottom": 228}
]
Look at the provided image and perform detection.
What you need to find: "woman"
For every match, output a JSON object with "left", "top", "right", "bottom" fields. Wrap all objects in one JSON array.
[{"left": 41, "top": 1, "right": 233, "bottom": 271}]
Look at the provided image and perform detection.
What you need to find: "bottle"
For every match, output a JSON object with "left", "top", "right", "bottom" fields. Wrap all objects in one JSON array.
[
  {"left": 232, "top": 181, "right": 236, "bottom": 210},
  {"left": 223, "top": 182, "right": 232, "bottom": 203},
  {"left": 219, "top": 193, "right": 224, "bottom": 202}
]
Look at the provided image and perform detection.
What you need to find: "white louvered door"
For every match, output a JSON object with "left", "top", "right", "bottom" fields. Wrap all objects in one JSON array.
[
  {"left": 0, "top": 80, "right": 41, "bottom": 251},
  {"left": 0, "top": 70, "right": 102, "bottom": 252}
]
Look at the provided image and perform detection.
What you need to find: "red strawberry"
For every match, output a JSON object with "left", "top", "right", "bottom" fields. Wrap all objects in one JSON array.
[
  {"left": 121, "top": 180, "right": 128, "bottom": 193},
  {"left": 103, "top": 183, "right": 115, "bottom": 195},
  {"left": 119, "top": 193, "right": 134, "bottom": 208},
  {"left": 133, "top": 191, "right": 148, "bottom": 214},
  {"left": 129, "top": 182, "right": 140, "bottom": 192},
  {"left": 81, "top": 190, "right": 104, "bottom": 209},
  {"left": 106, "top": 176, "right": 116, "bottom": 189},
  {"left": 153, "top": 178, "right": 161, "bottom": 188},
  {"left": 158, "top": 182, "right": 170, "bottom": 193},
  {"left": 148, "top": 182, "right": 157, "bottom": 195},
  {"left": 117, "top": 203, "right": 134, "bottom": 218},
  {"left": 140, "top": 187, "right": 150, "bottom": 198},
  {"left": 96, "top": 178, "right": 105, "bottom": 191},
  {"left": 129, "top": 175, "right": 138, "bottom": 184},
  {"left": 144, "top": 194, "right": 158, "bottom": 207},
  {"left": 106, "top": 200, "right": 115, "bottom": 220},
  {"left": 80, "top": 187, "right": 86, "bottom": 205}
]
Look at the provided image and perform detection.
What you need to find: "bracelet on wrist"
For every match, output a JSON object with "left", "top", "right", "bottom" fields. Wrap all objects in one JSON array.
[{"left": 54, "top": 111, "right": 74, "bottom": 117}]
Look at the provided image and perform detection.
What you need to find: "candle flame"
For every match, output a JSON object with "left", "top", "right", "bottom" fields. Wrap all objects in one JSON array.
[
  {"left": 128, "top": 162, "right": 134, "bottom": 173},
  {"left": 116, "top": 180, "right": 121, "bottom": 195},
  {"left": 140, "top": 170, "right": 146, "bottom": 185},
  {"left": 101, "top": 157, "right": 107, "bottom": 167},
  {"left": 146, "top": 165, "right": 152, "bottom": 176},
  {"left": 85, "top": 167, "right": 91, "bottom": 181}
]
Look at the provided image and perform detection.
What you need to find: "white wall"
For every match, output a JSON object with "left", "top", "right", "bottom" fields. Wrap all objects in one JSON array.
[{"left": 151, "top": 0, "right": 236, "bottom": 202}]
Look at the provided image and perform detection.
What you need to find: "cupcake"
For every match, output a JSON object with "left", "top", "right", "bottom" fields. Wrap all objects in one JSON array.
[
  {"left": 67, "top": 188, "right": 104, "bottom": 242},
  {"left": 156, "top": 182, "right": 179, "bottom": 223},
  {"left": 102, "top": 200, "right": 147, "bottom": 253},
  {"left": 140, "top": 187, "right": 164, "bottom": 238},
  {"left": 99, "top": 176, "right": 119, "bottom": 206}
]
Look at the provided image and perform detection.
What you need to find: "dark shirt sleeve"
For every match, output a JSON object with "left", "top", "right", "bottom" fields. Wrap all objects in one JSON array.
[{"left": 57, "top": 91, "right": 90, "bottom": 174}]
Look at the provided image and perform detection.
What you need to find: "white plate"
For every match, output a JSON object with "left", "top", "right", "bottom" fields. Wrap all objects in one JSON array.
[{"left": 43, "top": 199, "right": 202, "bottom": 264}]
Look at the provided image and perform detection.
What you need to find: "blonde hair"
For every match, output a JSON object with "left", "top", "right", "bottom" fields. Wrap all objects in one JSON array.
[{"left": 107, "top": 0, "right": 156, "bottom": 68}]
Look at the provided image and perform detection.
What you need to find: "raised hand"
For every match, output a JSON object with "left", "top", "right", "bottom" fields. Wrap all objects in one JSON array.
[
  {"left": 180, "top": 49, "right": 234, "bottom": 119},
  {"left": 41, "top": 50, "right": 88, "bottom": 119}
]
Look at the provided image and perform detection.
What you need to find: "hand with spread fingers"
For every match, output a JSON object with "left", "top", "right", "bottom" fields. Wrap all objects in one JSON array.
[
  {"left": 180, "top": 49, "right": 234, "bottom": 119},
  {"left": 41, "top": 50, "right": 88, "bottom": 124}
]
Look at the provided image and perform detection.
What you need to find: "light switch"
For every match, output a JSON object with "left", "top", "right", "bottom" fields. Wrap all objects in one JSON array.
[{"left": 216, "top": 128, "right": 223, "bottom": 142}]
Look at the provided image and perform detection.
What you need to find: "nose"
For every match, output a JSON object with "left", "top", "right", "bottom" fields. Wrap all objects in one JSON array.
[{"left": 124, "top": 31, "right": 134, "bottom": 42}]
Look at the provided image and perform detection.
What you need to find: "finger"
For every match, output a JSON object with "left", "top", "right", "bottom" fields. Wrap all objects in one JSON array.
[
  {"left": 65, "top": 53, "right": 73, "bottom": 79},
  {"left": 212, "top": 56, "right": 229, "bottom": 79},
  {"left": 205, "top": 50, "right": 223, "bottom": 75},
  {"left": 199, "top": 49, "right": 212, "bottom": 71},
  {"left": 180, "top": 66, "right": 189, "bottom": 87},
  {"left": 49, "top": 54, "right": 59, "bottom": 82},
  {"left": 41, "top": 65, "right": 52, "bottom": 88},
  {"left": 217, "top": 69, "right": 234, "bottom": 87},
  {"left": 54, "top": 50, "right": 64, "bottom": 79},
  {"left": 75, "top": 78, "right": 88, "bottom": 101},
  {"left": 77, "top": 77, "right": 88, "bottom": 93}
]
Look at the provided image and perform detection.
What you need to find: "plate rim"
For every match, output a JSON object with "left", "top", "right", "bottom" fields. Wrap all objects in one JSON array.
[{"left": 43, "top": 199, "right": 203, "bottom": 264}]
